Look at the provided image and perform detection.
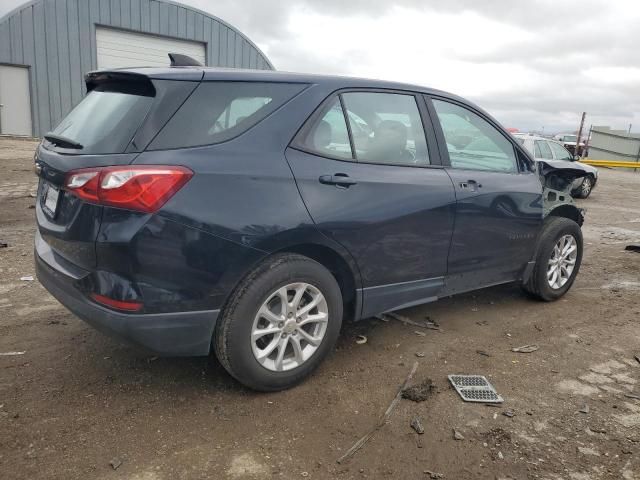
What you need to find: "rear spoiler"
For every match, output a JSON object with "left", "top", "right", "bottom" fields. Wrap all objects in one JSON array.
[{"left": 85, "top": 71, "right": 156, "bottom": 96}]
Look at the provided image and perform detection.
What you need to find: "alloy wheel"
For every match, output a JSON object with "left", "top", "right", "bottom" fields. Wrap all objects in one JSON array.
[
  {"left": 251, "top": 283, "right": 329, "bottom": 372},
  {"left": 547, "top": 234, "right": 578, "bottom": 289}
]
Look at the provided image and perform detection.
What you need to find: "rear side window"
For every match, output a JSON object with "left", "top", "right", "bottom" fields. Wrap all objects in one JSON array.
[
  {"left": 293, "top": 91, "right": 430, "bottom": 167},
  {"left": 149, "top": 82, "right": 306, "bottom": 150},
  {"left": 534, "top": 140, "right": 554, "bottom": 159},
  {"left": 342, "top": 92, "right": 430, "bottom": 166},
  {"left": 47, "top": 82, "right": 154, "bottom": 154}
]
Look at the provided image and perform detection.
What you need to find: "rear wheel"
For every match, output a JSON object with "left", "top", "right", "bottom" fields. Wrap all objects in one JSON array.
[
  {"left": 214, "top": 253, "right": 343, "bottom": 391},
  {"left": 523, "top": 217, "right": 583, "bottom": 301}
]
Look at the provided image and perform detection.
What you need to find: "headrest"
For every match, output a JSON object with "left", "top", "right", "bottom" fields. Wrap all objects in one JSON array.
[{"left": 313, "top": 120, "right": 332, "bottom": 149}]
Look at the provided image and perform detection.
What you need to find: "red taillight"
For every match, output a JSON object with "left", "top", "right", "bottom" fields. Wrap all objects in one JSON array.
[
  {"left": 64, "top": 165, "right": 193, "bottom": 213},
  {"left": 91, "top": 293, "right": 143, "bottom": 312}
]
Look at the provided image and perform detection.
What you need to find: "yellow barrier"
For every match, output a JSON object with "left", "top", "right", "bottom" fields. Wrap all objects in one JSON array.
[{"left": 580, "top": 159, "right": 640, "bottom": 168}]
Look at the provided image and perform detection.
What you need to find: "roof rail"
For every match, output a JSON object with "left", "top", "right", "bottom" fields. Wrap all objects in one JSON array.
[{"left": 168, "top": 53, "right": 203, "bottom": 67}]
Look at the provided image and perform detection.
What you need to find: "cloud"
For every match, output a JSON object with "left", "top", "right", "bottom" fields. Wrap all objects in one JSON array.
[
  {"left": 2, "top": 0, "right": 638, "bottom": 132},
  {"left": 183, "top": 0, "right": 640, "bottom": 132}
]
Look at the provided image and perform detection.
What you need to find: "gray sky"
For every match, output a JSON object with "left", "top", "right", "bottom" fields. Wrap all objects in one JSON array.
[{"left": 2, "top": 0, "right": 639, "bottom": 133}]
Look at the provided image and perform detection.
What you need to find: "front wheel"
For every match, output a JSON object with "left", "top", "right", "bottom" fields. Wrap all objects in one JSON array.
[
  {"left": 214, "top": 253, "right": 343, "bottom": 391},
  {"left": 523, "top": 217, "right": 583, "bottom": 301},
  {"left": 573, "top": 175, "right": 593, "bottom": 199}
]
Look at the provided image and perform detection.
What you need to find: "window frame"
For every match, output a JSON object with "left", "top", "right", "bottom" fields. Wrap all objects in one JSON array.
[
  {"left": 290, "top": 88, "right": 444, "bottom": 168},
  {"left": 423, "top": 94, "right": 534, "bottom": 174}
]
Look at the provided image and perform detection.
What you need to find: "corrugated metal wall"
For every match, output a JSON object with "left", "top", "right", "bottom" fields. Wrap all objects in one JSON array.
[
  {"left": 0, "top": 0, "right": 273, "bottom": 136},
  {"left": 587, "top": 126, "right": 640, "bottom": 163}
]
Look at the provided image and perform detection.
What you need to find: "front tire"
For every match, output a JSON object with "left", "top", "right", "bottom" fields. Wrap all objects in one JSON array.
[
  {"left": 573, "top": 175, "right": 593, "bottom": 199},
  {"left": 214, "top": 253, "right": 343, "bottom": 391},
  {"left": 523, "top": 217, "right": 583, "bottom": 301}
]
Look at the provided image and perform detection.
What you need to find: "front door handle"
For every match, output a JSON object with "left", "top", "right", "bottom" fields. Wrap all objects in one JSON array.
[
  {"left": 319, "top": 173, "right": 357, "bottom": 188},
  {"left": 459, "top": 179, "right": 482, "bottom": 192}
]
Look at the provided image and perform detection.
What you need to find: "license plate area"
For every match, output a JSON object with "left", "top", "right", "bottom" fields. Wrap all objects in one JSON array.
[{"left": 43, "top": 183, "right": 61, "bottom": 217}]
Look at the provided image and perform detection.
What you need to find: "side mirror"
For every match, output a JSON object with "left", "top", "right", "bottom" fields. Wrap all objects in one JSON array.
[{"left": 573, "top": 154, "right": 581, "bottom": 161}]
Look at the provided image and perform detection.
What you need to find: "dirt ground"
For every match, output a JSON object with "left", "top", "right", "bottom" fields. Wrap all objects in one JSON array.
[{"left": 0, "top": 137, "right": 639, "bottom": 480}]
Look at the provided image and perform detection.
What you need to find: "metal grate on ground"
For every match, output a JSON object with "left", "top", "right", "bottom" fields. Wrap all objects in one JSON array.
[{"left": 448, "top": 375, "right": 504, "bottom": 403}]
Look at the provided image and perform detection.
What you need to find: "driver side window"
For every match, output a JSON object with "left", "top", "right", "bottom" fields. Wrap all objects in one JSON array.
[{"left": 432, "top": 99, "right": 517, "bottom": 173}]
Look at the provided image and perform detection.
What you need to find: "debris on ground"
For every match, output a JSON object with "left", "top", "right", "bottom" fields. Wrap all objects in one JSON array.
[
  {"left": 355, "top": 335, "right": 367, "bottom": 345},
  {"left": 109, "top": 458, "right": 122, "bottom": 470},
  {"left": 384, "top": 312, "right": 428, "bottom": 328},
  {"left": 0, "top": 351, "right": 26, "bottom": 356},
  {"left": 482, "top": 427, "right": 511, "bottom": 447},
  {"left": 448, "top": 375, "right": 504, "bottom": 403},
  {"left": 579, "top": 404, "right": 590, "bottom": 414},
  {"left": 0, "top": 242, "right": 7, "bottom": 248},
  {"left": 424, "top": 470, "right": 444, "bottom": 479},
  {"left": 624, "top": 245, "right": 640, "bottom": 252},
  {"left": 502, "top": 410, "right": 515, "bottom": 418},
  {"left": 511, "top": 344, "right": 539, "bottom": 353},
  {"left": 589, "top": 426, "right": 607, "bottom": 434},
  {"left": 624, "top": 393, "right": 640, "bottom": 400},
  {"left": 634, "top": 354, "right": 640, "bottom": 364},
  {"left": 534, "top": 324, "right": 543, "bottom": 332},
  {"left": 337, "top": 362, "right": 419, "bottom": 464},
  {"left": 401, "top": 379, "right": 435, "bottom": 402},
  {"left": 410, "top": 416, "right": 425, "bottom": 434},
  {"left": 20, "top": 276, "right": 34, "bottom": 281},
  {"left": 424, "top": 316, "right": 441, "bottom": 330},
  {"left": 476, "top": 350, "right": 491, "bottom": 357},
  {"left": 453, "top": 429, "right": 464, "bottom": 441},
  {"left": 415, "top": 352, "right": 425, "bottom": 358},
  {"left": 414, "top": 330, "right": 427, "bottom": 337},
  {"left": 378, "top": 312, "right": 442, "bottom": 331}
]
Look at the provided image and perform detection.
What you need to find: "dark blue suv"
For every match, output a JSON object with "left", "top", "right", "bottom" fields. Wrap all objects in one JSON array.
[{"left": 35, "top": 65, "right": 586, "bottom": 390}]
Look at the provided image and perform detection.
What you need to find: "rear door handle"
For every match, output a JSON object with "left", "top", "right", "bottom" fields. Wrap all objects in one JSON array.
[
  {"left": 319, "top": 173, "right": 357, "bottom": 188},
  {"left": 459, "top": 179, "right": 482, "bottom": 192}
]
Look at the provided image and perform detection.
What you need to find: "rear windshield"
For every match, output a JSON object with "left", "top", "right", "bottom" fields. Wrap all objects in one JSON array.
[
  {"left": 148, "top": 81, "right": 307, "bottom": 150},
  {"left": 47, "top": 83, "right": 154, "bottom": 154}
]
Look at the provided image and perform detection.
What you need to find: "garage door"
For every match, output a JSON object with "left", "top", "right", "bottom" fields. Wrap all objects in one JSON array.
[
  {"left": 0, "top": 65, "right": 32, "bottom": 136},
  {"left": 96, "top": 27, "right": 206, "bottom": 69}
]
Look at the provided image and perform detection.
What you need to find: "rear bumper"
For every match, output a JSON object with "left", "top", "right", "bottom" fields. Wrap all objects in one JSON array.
[{"left": 35, "top": 239, "right": 218, "bottom": 356}]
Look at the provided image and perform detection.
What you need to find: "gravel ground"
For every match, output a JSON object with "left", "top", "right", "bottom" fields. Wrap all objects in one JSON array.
[{"left": 0, "top": 138, "right": 639, "bottom": 480}]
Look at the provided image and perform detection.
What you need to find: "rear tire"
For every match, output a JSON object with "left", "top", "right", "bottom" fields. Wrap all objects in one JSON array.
[
  {"left": 214, "top": 253, "right": 343, "bottom": 391},
  {"left": 523, "top": 217, "right": 583, "bottom": 301}
]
